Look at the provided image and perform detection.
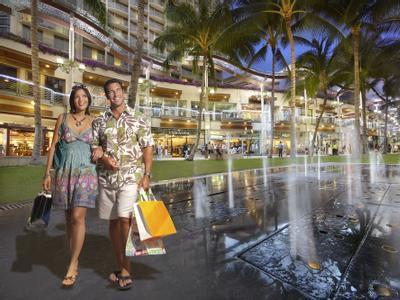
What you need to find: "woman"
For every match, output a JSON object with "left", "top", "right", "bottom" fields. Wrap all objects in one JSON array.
[{"left": 43, "top": 85, "right": 101, "bottom": 287}]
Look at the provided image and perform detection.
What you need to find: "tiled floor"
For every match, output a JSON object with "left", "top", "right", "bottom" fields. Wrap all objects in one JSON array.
[{"left": 1, "top": 163, "right": 400, "bottom": 299}]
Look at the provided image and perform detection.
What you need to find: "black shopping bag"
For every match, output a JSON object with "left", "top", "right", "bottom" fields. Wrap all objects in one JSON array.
[{"left": 26, "top": 192, "right": 52, "bottom": 230}]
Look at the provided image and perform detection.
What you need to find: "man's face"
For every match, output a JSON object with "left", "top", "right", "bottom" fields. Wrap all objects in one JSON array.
[{"left": 105, "top": 82, "right": 125, "bottom": 108}]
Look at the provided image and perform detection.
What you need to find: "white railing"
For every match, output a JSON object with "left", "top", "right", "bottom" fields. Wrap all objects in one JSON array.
[
  {"left": 3, "top": 74, "right": 386, "bottom": 129},
  {"left": 108, "top": 1, "right": 129, "bottom": 14},
  {"left": 0, "top": 74, "right": 67, "bottom": 105}
]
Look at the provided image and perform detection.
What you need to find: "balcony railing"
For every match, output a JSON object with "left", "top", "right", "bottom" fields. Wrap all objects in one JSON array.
[
  {"left": 0, "top": 74, "right": 67, "bottom": 105},
  {"left": 2, "top": 74, "right": 386, "bottom": 131},
  {"left": 108, "top": 1, "right": 129, "bottom": 14}
]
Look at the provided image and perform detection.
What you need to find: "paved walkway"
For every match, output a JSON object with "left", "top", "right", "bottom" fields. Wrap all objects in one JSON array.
[{"left": 1, "top": 164, "right": 400, "bottom": 299}]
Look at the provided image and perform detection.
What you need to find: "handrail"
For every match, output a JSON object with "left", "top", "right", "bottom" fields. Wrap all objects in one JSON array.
[{"left": 1, "top": 74, "right": 381, "bottom": 128}]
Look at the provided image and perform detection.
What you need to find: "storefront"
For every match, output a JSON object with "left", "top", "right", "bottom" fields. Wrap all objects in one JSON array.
[
  {"left": 0, "top": 124, "right": 53, "bottom": 156},
  {"left": 152, "top": 128, "right": 199, "bottom": 157}
]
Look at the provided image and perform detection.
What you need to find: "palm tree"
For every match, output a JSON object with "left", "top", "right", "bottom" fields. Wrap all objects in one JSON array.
[
  {"left": 267, "top": 0, "right": 309, "bottom": 158},
  {"left": 249, "top": 27, "right": 287, "bottom": 158},
  {"left": 333, "top": 33, "right": 400, "bottom": 153},
  {"left": 367, "top": 39, "right": 400, "bottom": 153},
  {"left": 154, "top": 0, "right": 247, "bottom": 161},
  {"left": 296, "top": 37, "right": 342, "bottom": 156},
  {"left": 128, "top": 0, "right": 145, "bottom": 109},
  {"left": 233, "top": 3, "right": 287, "bottom": 158},
  {"left": 235, "top": 0, "right": 318, "bottom": 158},
  {"left": 30, "top": 0, "right": 41, "bottom": 164},
  {"left": 30, "top": 0, "right": 106, "bottom": 164},
  {"left": 313, "top": 0, "right": 400, "bottom": 158}
]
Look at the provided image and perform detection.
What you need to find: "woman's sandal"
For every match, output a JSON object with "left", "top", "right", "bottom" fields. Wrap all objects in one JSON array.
[
  {"left": 62, "top": 274, "right": 77, "bottom": 287},
  {"left": 118, "top": 275, "right": 133, "bottom": 291}
]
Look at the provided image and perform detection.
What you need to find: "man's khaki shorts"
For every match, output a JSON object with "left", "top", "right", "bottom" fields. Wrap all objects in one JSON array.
[{"left": 98, "top": 178, "right": 138, "bottom": 220}]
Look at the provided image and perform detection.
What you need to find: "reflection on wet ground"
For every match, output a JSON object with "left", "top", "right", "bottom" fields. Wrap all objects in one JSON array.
[{"left": 2, "top": 163, "right": 400, "bottom": 299}]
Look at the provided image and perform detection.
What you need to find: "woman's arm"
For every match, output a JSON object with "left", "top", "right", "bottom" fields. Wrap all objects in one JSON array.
[{"left": 42, "top": 114, "right": 64, "bottom": 191}]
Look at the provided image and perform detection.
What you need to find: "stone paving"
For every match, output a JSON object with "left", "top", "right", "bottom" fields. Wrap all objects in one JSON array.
[{"left": 1, "top": 163, "right": 400, "bottom": 299}]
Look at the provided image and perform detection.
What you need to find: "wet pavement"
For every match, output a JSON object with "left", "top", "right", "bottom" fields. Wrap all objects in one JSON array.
[{"left": 1, "top": 163, "right": 400, "bottom": 299}]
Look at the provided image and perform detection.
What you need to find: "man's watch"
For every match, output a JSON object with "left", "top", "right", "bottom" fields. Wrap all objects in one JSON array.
[{"left": 144, "top": 172, "right": 151, "bottom": 178}]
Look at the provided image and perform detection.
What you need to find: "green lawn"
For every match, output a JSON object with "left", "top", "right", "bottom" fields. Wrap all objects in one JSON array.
[{"left": 1, "top": 154, "right": 399, "bottom": 204}]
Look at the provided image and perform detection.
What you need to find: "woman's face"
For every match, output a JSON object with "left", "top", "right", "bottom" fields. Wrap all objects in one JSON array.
[{"left": 73, "top": 88, "right": 89, "bottom": 112}]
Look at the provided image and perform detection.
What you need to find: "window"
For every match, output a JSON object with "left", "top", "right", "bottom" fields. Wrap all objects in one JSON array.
[
  {"left": 97, "top": 49, "right": 105, "bottom": 63},
  {"left": 0, "top": 64, "right": 17, "bottom": 78},
  {"left": 22, "top": 24, "right": 31, "bottom": 40},
  {"left": 54, "top": 35, "right": 68, "bottom": 52},
  {"left": 22, "top": 25, "right": 43, "bottom": 42},
  {"left": 45, "top": 75, "right": 65, "bottom": 103},
  {"left": 45, "top": 76, "right": 65, "bottom": 93},
  {"left": 0, "top": 12, "right": 10, "bottom": 33},
  {"left": 83, "top": 45, "right": 92, "bottom": 59},
  {"left": 107, "top": 53, "right": 115, "bottom": 65},
  {"left": 0, "top": 64, "right": 17, "bottom": 92}
]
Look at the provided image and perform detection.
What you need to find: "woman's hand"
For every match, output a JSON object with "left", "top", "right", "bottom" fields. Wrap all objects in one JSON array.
[
  {"left": 42, "top": 175, "right": 51, "bottom": 192},
  {"left": 91, "top": 147, "right": 104, "bottom": 162}
]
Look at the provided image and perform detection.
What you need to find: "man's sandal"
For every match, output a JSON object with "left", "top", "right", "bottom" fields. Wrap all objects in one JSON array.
[
  {"left": 118, "top": 275, "right": 133, "bottom": 290},
  {"left": 109, "top": 270, "right": 121, "bottom": 283}
]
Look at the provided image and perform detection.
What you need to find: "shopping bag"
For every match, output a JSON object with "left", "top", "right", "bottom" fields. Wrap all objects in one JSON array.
[
  {"left": 26, "top": 192, "right": 52, "bottom": 230},
  {"left": 134, "top": 189, "right": 177, "bottom": 241},
  {"left": 125, "top": 214, "right": 166, "bottom": 256}
]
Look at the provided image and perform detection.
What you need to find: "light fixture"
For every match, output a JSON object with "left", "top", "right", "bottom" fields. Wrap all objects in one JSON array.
[
  {"left": 45, "top": 64, "right": 50, "bottom": 68},
  {"left": 89, "top": 76, "right": 93, "bottom": 79},
  {"left": 4, "top": 79, "right": 9, "bottom": 82},
  {"left": 169, "top": 119, "right": 173, "bottom": 122},
  {"left": 210, "top": 88, "right": 215, "bottom": 94},
  {"left": 30, "top": 101, "right": 35, "bottom": 105},
  {"left": 78, "top": 63, "right": 86, "bottom": 71},
  {"left": 138, "top": 78, "right": 144, "bottom": 83},
  {"left": 186, "top": 120, "right": 190, "bottom": 123},
  {"left": 56, "top": 57, "right": 64, "bottom": 64}
]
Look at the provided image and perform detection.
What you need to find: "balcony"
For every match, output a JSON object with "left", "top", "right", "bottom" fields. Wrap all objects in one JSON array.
[
  {"left": 108, "top": 1, "right": 129, "bottom": 16},
  {"left": 0, "top": 74, "right": 67, "bottom": 105}
]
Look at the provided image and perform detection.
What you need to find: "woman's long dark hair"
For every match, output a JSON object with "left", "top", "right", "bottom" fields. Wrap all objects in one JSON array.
[{"left": 69, "top": 84, "right": 92, "bottom": 115}]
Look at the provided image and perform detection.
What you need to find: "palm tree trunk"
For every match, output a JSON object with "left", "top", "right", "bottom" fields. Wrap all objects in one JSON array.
[
  {"left": 187, "top": 59, "right": 207, "bottom": 161},
  {"left": 268, "top": 50, "right": 276, "bottom": 158},
  {"left": 361, "top": 89, "right": 368, "bottom": 154},
  {"left": 311, "top": 91, "right": 328, "bottom": 155},
  {"left": 128, "top": 0, "right": 145, "bottom": 109},
  {"left": 383, "top": 96, "right": 389, "bottom": 154},
  {"left": 287, "top": 22, "right": 297, "bottom": 158},
  {"left": 30, "top": 0, "right": 42, "bottom": 165},
  {"left": 352, "top": 25, "right": 361, "bottom": 158}
]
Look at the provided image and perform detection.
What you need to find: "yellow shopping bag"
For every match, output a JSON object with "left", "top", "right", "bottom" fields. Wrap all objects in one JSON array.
[{"left": 134, "top": 189, "right": 177, "bottom": 241}]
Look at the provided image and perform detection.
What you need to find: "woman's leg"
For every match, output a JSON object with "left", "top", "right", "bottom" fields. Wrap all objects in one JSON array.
[
  {"left": 65, "top": 210, "right": 72, "bottom": 251},
  {"left": 63, "top": 207, "right": 87, "bottom": 285}
]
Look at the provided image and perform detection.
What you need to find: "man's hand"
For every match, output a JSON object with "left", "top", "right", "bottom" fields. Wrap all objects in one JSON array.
[
  {"left": 91, "top": 147, "right": 104, "bottom": 162},
  {"left": 139, "top": 175, "right": 150, "bottom": 191},
  {"left": 102, "top": 156, "right": 119, "bottom": 171}
]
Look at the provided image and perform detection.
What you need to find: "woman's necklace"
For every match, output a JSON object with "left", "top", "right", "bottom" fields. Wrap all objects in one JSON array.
[{"left": 71, "top": 114, "right": 87, "bottom": 127}]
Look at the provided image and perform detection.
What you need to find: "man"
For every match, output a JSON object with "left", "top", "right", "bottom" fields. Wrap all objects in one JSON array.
[
  {"left": 92, "top": 78, "right": 154, "bottom": 290},
  {"left": 278, "top": 141, "right": 283, "bottom": 158}
]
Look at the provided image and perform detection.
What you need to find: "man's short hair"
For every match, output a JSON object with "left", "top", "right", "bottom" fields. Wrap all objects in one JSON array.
[{"left": 103, "top": 78, "right": 123, "bottom": 97}]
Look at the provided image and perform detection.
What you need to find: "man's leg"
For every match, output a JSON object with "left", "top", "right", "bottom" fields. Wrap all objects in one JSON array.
[
  {"left": 98, "top": 180, "right": 121, "bottom": 282},
  {"left": 109, "top": 219, "right": 123, "bottom": 269},
  {"left": 114, "top": 184, "right": 138, "bottom": 289}
]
